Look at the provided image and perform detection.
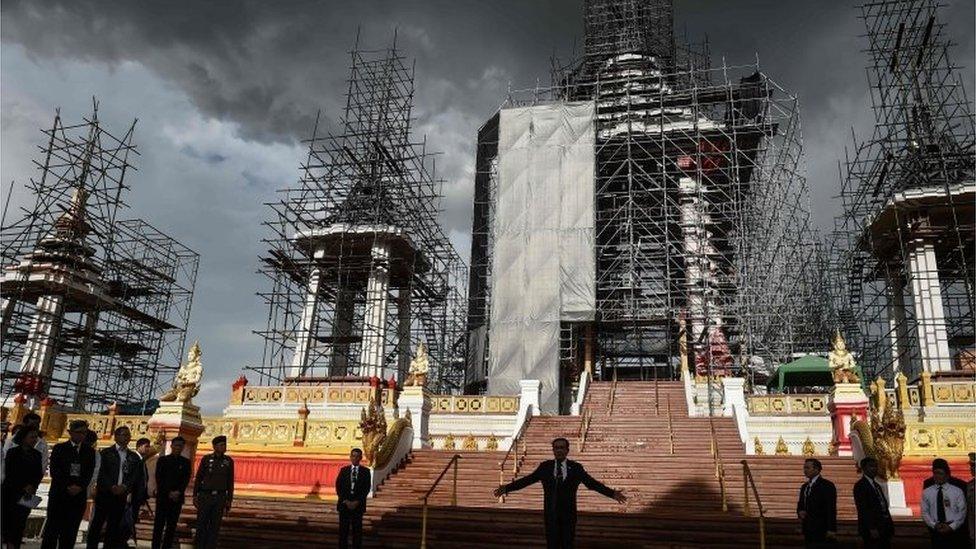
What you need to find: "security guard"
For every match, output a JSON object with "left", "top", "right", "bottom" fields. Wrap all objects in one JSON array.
[{"left": 193, "top": 435, "right": 234, "bottom": 549}]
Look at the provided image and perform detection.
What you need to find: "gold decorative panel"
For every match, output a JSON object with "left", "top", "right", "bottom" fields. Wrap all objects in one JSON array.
[
  {"left": 747, "top": 395, "right": 828, "bottom": 416},
  {"left": 241, "top": 384, "right": 395, "bottom": 407},
  {"left": 429, "top": 395, "right": 519, "bottom": 415},
  {"left": 113, "top": 416, "right": 151, "bottom": 437},
  {"left": 905, "top": 424, "right": 976, "bottom": 457}
]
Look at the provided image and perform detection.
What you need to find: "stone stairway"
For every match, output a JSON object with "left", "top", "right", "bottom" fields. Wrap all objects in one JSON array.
[{"left": 146, "top": 380, "right": 931, "bottom": 547}]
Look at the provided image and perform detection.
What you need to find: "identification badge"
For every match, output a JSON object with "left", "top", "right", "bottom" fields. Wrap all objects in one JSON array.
[
  {"left": 70, "top": 463, "right": 81, "bottom": 477},
  {"left": 944, "top": 499, "right": 951, "bottom": 508}
]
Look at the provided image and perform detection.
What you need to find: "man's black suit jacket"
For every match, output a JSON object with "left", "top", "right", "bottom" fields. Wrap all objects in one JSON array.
[
  {"left": 48, "top": 441, "right": 96, "bottom": 501},
  {"left": 796, "top": 477, "right": 837, "bottom": 537},
  {"left": 95, "top": 446, "right": 144, "bottom": 497},
  {"left": 852, "top": 476, "right": 895, "bottom": 539},
  {"left": 335, "top": 465, "right": 371, "bottom": 514},
  {"left": 155, "top": 454, "right": 192, "bottom": 503},
  {"left": 502, "top": 459, "right": 615, "bottom": 523}
]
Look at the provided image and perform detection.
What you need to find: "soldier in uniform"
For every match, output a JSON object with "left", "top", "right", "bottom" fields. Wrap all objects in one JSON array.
[{"left": 193, "top": 435, "right": 234, "bottom": 549}]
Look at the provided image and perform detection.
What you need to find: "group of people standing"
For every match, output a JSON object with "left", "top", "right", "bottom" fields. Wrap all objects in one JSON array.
[
  {"left": 0, "top": 414, "right": 235, "bottom": 549},
  {"left": 797, "top": 454, "right": 976, "bottom": 548}
]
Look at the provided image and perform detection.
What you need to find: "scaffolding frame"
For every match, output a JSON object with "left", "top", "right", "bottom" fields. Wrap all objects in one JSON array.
[
  {"left": 466, "top": 0, "right": 828, "bottom": 395},
  {"left": 252, "top": 36, "right": 469, "bottom": 392},
  {"left": 1, "top": 105, "right": 199, "bottom": 412},
  {"left": 828, "top": 0, "right": 974, "bottom": 382}
]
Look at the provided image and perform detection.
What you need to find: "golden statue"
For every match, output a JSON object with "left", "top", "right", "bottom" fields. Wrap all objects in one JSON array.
[
  {"left": 871, "top": 404, "right": 906, "bottom": 479},
  {"left": 159, "top": 341, "right": 204, "bottom": 403},
  {"left": 775, "top": 436, "right": 790, "bottom": 455},
  {"left": 828, "top": 330, "right": 860, "bottom": 384},
  {"left": 404, "top": 342, "right": 430, "bottom": 387},
  {"left": 802, "top": 437, "right": 815, "bottom": 456},
  {"left": 753, "top": 437, "right": 765, "bottom": 455}
]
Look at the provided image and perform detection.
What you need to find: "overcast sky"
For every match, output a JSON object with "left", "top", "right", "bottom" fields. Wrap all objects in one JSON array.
[{"left": 2, "top": 1, "right": 973, "bottom": 413}]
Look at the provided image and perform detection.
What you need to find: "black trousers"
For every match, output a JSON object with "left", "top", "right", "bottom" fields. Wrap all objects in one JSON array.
[
  {"left": 860, "top": 535, "right": 891, "bottom": 549},
  {"left": 195, "top": 492, "right": 227, "bottom": 549},
  {"left": 929, "top": 527, "right": 968, "bottom": 549},
  {"left": 152, "top": 496, "right": 183, "bottom": 549},
  {"left": 543, "top": 515, "right": 576, "bottom": 549},
  {"left": 41, "top": 492, "right": 87, "bottom": 549},
  {"left": 338, "top": 508, "right": 363, "bottom": 549},
  {"left": 87, "top": 493, "right": 128, "bottom": 549}
]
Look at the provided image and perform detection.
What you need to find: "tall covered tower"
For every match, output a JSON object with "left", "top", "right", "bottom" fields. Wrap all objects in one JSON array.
[
  {"left": 467, "top": 0, "right": 823, "bottom": 412},
  {"left": 252, "top": 38, "right": 469, "bottom": 392}
]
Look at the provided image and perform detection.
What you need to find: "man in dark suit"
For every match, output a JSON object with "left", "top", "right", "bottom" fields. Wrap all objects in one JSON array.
[
  {"left": 853, "top": 457, "right": 895, "bottom": 549},
  {"left": 335, "top": 448, "right": 371, "bottom": 549},
  {"left": 87, "top": 425, "right": 145, "bottom": 549},
  {"left": 493, "top": 437, "right": 627, "bottom": 549},
  {"left": 41, "top": 419, "right": 97, "bottom": 548},
  {"left": 152, "top": 436, "right": 191, "bottom": 549},
  {"left": 796, "top": 458, "right": 837, "bottom": 547}
]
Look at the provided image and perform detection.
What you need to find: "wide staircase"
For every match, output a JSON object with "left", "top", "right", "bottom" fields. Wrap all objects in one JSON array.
[{"left": 146, "top": 381, "right": 931, "bottom": 547}]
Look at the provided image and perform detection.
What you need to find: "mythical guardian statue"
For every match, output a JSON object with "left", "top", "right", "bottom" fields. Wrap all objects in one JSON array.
[
  {"left": 828, "top": 330, "right": 860, "bottom": 384},
  {"left": 159, "top": 341, "right": 204, "bottom": 403},
  {"left": 871, "top": 404, "right": 906, "bottom": 479},
  {"left": 405, "top": 342, "right": 430, "bottom": 387},
  {"left": 359, "top": 390, "right": 387, "bottom": 464}
]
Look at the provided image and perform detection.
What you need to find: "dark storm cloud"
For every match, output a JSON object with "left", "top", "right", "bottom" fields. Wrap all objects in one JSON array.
[
  {"left": 3, "top": 0, "right": 973, "bottom": 229},
  {"left": 0, "top": 0, "right": 580, "bottom": 144}
]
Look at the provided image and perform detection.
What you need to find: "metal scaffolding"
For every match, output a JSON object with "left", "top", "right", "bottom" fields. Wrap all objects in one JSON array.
[
  {"left": 467, "top": 0, "right": 827, "bottom": 399},
  {"left": 828, "top": 0, "right": 975, "bottom": 382},
  {"left": 1, "top": 105, "right": 199, "bottom": 413},
  {"left": 252, "top": 36, "right": 469, "bottom": 392}
]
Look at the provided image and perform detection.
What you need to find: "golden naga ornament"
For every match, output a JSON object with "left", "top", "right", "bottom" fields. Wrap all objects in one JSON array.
[
  {"left": 462, "top": 434, "right": 478, "bottom": 451},
  {"left": 160, "top": 341, "right": 204, "bottom": 403},
  {"left": 359, "top": 389, "right": 387, "bottom": 464},
  {"left": 442, "top": 433, "right": 455, "bottom": 450},
  {"left": 486, "top": 434, "right": 499, "bottom": 451},
  {"left": 828, "top": 330, "right": 860, "bottom": 384},
  {"left": 871, "top": 404, "right": 906, "bottom": 479}
]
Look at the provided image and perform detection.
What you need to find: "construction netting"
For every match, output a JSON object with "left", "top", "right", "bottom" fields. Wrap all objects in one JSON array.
[{"left": 487, "top": 102, "right": 596, "bottom": 412}]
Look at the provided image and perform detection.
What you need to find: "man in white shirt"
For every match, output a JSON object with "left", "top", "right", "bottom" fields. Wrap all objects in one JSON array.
[
  {"left": 86, "top": 425, "right": 144, "bottom": 549},
  {"left": 921, "top": 464, "right": 968, "bottom": 548}
]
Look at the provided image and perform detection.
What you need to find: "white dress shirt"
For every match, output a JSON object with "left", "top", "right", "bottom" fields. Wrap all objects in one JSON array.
[
  {"left": 115, "top": 444, "right": 128, "bottom": 485},
  {"left": 921, "top": 482, "right": 967, "bottom": 530},
  {"left": 802, "top": 474, "right": 820, "bottom": 505},
  {"left": 553, "top": 460, "right": 567, "bottom": 480},
  {"left": 89, "top": 450, "right": 102, "bottom": 494}
]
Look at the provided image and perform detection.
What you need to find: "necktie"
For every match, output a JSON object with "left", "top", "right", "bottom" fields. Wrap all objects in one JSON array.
[
  {"left": 872, "top": 481, "right": 889, "bottom": 515},
  {"left": 556, "top": 461, "right": 564, "bottom": 483},
  {"left": 804, "top": 483, "right": 812, "bottom": 508},
  {"left": 351, "top": 467, "right": 358, "bottom": 490},
  {"left": 936, "top": 486, "right": 946, "bottom": 523}
]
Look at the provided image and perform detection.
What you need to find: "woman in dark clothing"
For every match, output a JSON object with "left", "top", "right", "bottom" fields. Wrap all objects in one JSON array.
[{"left": 2, "top": 427, "right": 43, "bottom": 548}]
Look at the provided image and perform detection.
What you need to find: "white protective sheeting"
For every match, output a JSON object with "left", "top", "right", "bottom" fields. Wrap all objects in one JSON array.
[{"left": 487, "top": 102, "right": 596, "bottom": 413}]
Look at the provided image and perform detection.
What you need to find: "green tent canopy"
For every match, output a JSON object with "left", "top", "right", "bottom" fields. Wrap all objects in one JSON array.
[{"left": 766, "top": 355, "right": 865, "bottom": 393}]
